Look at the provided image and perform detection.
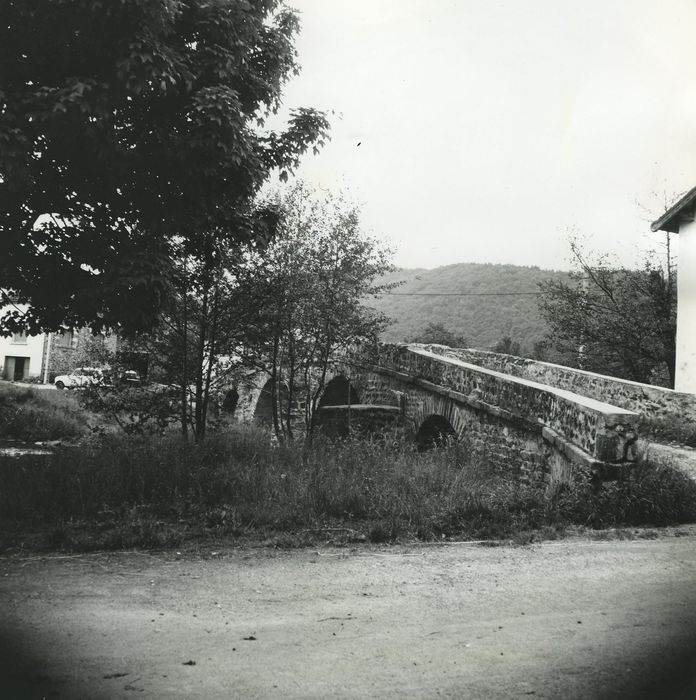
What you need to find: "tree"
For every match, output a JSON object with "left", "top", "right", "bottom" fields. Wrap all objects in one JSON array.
[
  {"left": 239, "top": 183, "right": 395, "bottom": 441},
  {"left": 111, "top": 184, "right": 393, "bottom": 443},
  {"left": 0, "top": 0, "right": 329, "bottom": 335},
  {"left": 538, "top": 237, "right": 677, "bottom": 386},
  {"left": 493, "top": 336, "right": 521, "bottom": 356},
  {"left": 104, "top": 223, "right": 282, "bottom": 441},
  {"left": 409, "top": 322, "right": 467, "bottom": 348}
]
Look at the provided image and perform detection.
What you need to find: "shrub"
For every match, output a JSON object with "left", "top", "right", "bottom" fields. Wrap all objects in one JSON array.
[
  {"left": 0, "top": 384, "right": 86, "bottom": 442},
  {"left": 638, "top": 415, "right": 696, "bottom": 448},
  {"left": 79, "top": 385, "right": 179, "bottom": 436},
  {"left": 547, "top": 458, "right": 696, "bottom": 528}
]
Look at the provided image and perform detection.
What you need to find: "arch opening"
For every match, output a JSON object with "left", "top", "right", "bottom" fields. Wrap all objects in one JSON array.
[
  {"left": 415, "top": 414, "right": 457, "bottom": 451},
  {"left": 318, "top": 375, "right": 360, "bottom": 408},
  {"left": 253, "top": 379, "right": 289, "bottom": 426},
  {"left": 222, "top": 388, "right": 239, "bottom": 415}
]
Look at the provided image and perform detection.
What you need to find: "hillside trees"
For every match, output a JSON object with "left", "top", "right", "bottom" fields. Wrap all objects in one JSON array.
[
  {"left": 370, "top": 264, "right": 568, "bottom": 349},
  {"left": 493, "top": 336, "right": 521, "bottom": 356},
  {"left": 409, "top": 322, "right": 467, "bottom": 348},
  {"left": 538, "top": 238, "right": 676, "bottom": 386},
  {"left": 0, "top": 0, "right": 328, "bottom": 335}
]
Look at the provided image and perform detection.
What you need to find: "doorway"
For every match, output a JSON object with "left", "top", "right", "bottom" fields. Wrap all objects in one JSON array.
[{"left": 3, "top": 356, "right": 29, "bottom": 381}]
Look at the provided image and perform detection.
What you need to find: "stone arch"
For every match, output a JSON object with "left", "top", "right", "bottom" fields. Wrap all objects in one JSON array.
[
  {"left": 415, "top": 414, "right": 457, "bottom": 450},
  {"left": 407, "top": 393, "right": 470, "bottom": 442},
  {"left": 222, "top": 388, "right": 239, "bottom": 415},
  {"left": 253, "top": 378, "right": 290, "bottom": 426},
  {"left": 318, "top": 375, "right": 360, "bottom": 408}
]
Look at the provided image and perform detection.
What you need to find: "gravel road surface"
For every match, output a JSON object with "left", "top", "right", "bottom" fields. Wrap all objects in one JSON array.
[{"left": 1, "top": 535, "right": 695, "bottom": 699}]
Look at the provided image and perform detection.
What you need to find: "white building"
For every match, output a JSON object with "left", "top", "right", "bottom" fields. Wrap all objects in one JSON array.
[
  {"left": 0, "top": 303, "right": 48, "bottom": 381},
  {"left": 0, "top": 303, "right": 102, "bottom": 383},
  {"left": 652, "top": 187, "right": 696, "bottom": 394}
]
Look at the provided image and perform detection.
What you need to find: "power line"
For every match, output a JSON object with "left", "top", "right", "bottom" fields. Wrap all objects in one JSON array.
[{"left": 377, "top": 291, "right": 544, "bottom": 297}]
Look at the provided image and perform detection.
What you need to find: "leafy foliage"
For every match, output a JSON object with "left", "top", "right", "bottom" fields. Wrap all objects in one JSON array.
[
  {"left": 409, "top": 322, "right": 467, "bottom": 347},
  {"left": 121, "top": 234, "right": 268, "bottom": 441},
  {"left": 101, "top": 183, "right": 394, "bottom": 442},
  {"left": 493, "top": 336, "right": 521, "bottom": 356},
  {"left": 238, "top": 182, "right": 395, "bottom": 440},
  {"left": 538, "top": 238, "right": 676, "bottom": 385},
  {"left": 0, "top": 0, "right": 329, "bottom": 335},
  {"left": 81, "top": 384, "right": 179, "bottom": 437}
]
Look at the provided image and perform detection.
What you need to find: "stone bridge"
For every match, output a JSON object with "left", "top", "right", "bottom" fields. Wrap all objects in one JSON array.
[
  {"left": 223, "top": 343, "right": 696, "bottom": 487},
  {"left": 314, "top": 344, "right": 640, "bottom": 486}
]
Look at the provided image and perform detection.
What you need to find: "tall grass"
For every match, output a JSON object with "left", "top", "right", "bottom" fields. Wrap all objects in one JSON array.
[
  {"left": 0, "top": 384, "right": 86, "bottom": 442},
  {"left": 638, "top": 414, "right": 696, "bottom": 448},
  {"left": 2, "top": 425, "right": 695, "bottom": 551}
]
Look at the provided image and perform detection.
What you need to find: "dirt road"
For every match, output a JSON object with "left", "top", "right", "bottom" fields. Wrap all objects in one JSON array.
[{"left": 1, "top": 535, "right": 696, "bottom": 699}]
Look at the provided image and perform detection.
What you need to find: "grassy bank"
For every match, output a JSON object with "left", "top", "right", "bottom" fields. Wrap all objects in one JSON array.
[
  {"left": 0, "top": 383, "right": 87, "bottom": 442},
  {"left": 2, "top": 426, "right": 696, "bottom": 552},
  {"left": 638, "top": 414, "right": 696, "bottom": 448}
]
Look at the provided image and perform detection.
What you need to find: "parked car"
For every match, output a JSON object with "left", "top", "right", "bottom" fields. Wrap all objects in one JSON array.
[
  {"left": 54, "top": 367, "right": 105, "bottom": 390},
  {"left": 102, "top": 369, "right": 143, "bottom": 388},
  {"left": 121, "top": 370, "right": 143, "bottom": 386}
]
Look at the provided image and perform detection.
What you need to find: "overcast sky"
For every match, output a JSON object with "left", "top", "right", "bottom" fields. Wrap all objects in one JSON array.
[{"left": 273, "top": 0, "right": 696, "bottom": 271}]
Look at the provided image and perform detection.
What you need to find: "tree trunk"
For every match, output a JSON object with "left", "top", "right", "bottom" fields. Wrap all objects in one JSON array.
[
  {"left": 193, "top": 285, "right": 209, "bottom": 441},
  {"left": 270, "top": 331, "right": 282, "bottom": 442},
  {"left": 285, "top": 333, "right": 296, "bottom": 440},
  {"left": 180, "top": 272, "right": 189, "bottom": 441},
  {"left": 201, "top": 285, "right": 220, "bottom": 436}
]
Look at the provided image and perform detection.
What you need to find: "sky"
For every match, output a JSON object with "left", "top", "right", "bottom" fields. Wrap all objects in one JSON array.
[{"left": 272, "top": 0, "right": 696, "bottom": 271}]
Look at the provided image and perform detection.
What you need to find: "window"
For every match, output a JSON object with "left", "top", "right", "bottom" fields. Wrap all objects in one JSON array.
[
  {"left": 55, "top": 330, "right": 74, "bottom": 348},
  {"left": 12, "top": 332, "right": 27, "bottom": 345}
]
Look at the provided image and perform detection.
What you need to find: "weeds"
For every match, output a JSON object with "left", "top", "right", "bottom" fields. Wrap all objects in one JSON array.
[
  {"left": 2, "top": 425, "right": 695, "bottom": 552},
  {"left": 638, "top": 414, "right": 696, "bottom": 448}
]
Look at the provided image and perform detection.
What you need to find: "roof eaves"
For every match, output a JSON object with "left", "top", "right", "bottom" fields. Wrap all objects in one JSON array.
[{"left": 651, "top": 186, "right": 696, "bottom": 233}]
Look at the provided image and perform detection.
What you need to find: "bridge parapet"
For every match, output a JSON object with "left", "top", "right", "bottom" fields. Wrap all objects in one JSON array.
[
  {"left": 371, "top": 345, "right": 639, "bottom": 465},
  {"left": 418, "top": 345, "right": 696, "bottom": 423}
]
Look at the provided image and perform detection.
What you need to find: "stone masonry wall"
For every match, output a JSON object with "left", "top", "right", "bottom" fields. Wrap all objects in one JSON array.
[
  {"left": 398, "top": 379, "right": 552, "bottom": 485},
  {"left": 419, "top": 345, "right": 696, "bottom": 423},
  {"left": 333, "top": 366, "right": 574, "bottom": 487},
  {"left": 373, "top": 345, "right": 638, "bottom": 464},
  {"left": 236, "top": 347, "right": 639, "bottom": 484},
  {"left": 44, "top": 330, "right": 119, "bottom": 382},
  {"left": 313, "top": 405, "right": 402, "bottom": 439},
  {"left": 317, "top": 365, "right": 560, "bottom": 483}
]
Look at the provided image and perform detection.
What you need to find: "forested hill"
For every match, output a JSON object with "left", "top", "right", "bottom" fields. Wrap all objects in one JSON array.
[{"left": 368, "top": 263, "right": 570, "bottom": 352}]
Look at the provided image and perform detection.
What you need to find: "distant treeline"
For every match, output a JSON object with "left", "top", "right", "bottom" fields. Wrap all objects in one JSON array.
[{"left": 368, "top": 262, "right": 570, "bottom": 353}]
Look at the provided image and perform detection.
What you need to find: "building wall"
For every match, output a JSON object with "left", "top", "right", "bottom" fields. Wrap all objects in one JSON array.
[
  {"left": 44, "top": 329, "right": 119, "bottom": 382},
  {"left": 0, "top": 303, "right": 120, "bottom": 383},
  {"left": 0, "top": 305, "right": 46, "bottom": 380},
  {"left": 0, "top": 331, "right": 46, "bottom": 380},
  {"left": 676, "top": 219, "right": 696, "bottom": 393}
]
